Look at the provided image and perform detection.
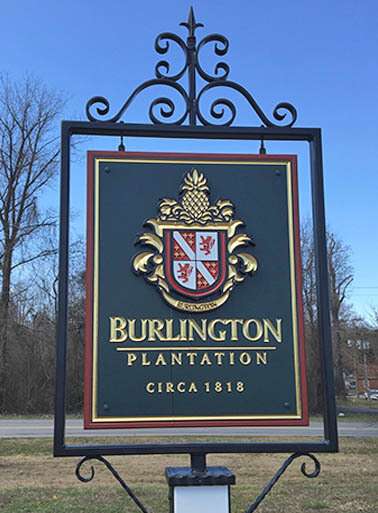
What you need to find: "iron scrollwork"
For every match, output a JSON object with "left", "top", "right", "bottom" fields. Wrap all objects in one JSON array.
[
  {"left": 75, "top": 452, "right": 320, "bottom": 513},
  {"left": 244, "top": 452, "right": 321, "bottom": 513},
  {"left": 86, "top": 7, "right": 297, "bottom": 127},
  {"left": 76, "top": 455, "right": 152, "bottom": 513}
]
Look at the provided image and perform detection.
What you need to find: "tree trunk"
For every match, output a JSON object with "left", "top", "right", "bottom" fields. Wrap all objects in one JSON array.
[
  {"left": 333, "top": 321, "right": 346, "bottom": 398},
  {"left": 0, "top": 247, "right": 12, "bottom": 412}
]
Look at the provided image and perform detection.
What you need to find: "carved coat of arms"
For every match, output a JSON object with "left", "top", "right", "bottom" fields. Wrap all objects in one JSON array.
[{"left": 132, "top": 169, "right": 258, "bottom": 312}]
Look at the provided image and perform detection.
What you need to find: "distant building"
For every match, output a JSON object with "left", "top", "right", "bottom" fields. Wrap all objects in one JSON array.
[
  {"left": 345, "top": 363, "right": 378, "bottom": 395},
  {"left": 355, "top": 363, "right": 378, "bottom": 393}
]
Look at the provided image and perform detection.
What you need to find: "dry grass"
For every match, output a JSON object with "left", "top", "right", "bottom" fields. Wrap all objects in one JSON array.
[{"left": 0, "top": 437, "right": 377, "bottom": 512}]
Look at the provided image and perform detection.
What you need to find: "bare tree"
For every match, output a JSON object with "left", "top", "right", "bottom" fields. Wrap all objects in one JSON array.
[
  {"left": 370, "top": 308, "right": 378, "bottom": 331},
  {"left": 0, "top": 75, "right": 64, "bottom": 412},
  {"left": 301, "top": 222, "right": 354, "bottom": 409},
  {"left": 368, "top": 308, "right": 378, "bottom": 360},
  {"left": 301, "top": 221, "right": 322, "bottom": 412},
  {"left": 327, "top": 231, "right": 353, "bottom": 398}
]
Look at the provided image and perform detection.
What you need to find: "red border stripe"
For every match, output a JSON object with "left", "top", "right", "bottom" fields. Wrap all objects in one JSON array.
[{"left": 84, "top": 151, "right": 309, "bottom": 429}]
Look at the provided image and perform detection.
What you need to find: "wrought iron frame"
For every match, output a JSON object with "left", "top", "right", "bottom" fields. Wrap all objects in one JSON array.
[
  {"left": 55, "top": 14, "right": 338, "bottom": 508},
  {"left": 75, "top": 452, "right": 321, "bottom": 513}
]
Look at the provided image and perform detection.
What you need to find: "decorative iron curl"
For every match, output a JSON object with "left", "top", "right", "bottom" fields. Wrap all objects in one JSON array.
[
  {"left": 244, "top": 452, "right": 321, "bottom": 513},
  {"left": 154, "top": 32, "right": 188, "bottom": 80},
  {"left": 196, "top": 80, "right": 297, "bottom": 127},
  {"left": 76, "top": 456, "right": 152, "bottom": 513},
  {"left": 197, "top": 93, "right": 236, "bottom": 127},
  {"left": 85, "top": 8, "right": 298, "bottom": 127},
  {"left": 273, "top": 102, "right": 298, "bottom": 125},
  {"left": 86, "top": 79, "right": 189, "bottom": 125},
  {"left": 196, "top": 34, "right": 230, "bottom": 82}
]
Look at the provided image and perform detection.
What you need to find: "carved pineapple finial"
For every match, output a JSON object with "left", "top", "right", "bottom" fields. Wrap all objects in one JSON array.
[
  {"left": 181, "top": 169, "right": 210, "bottom": 221},
  {"left": 158, "top": 168, "right": 234, "bottom": 225}
]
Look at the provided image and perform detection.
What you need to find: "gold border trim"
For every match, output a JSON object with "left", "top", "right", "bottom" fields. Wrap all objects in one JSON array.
[
  {"left": 90, "top": 414, "right": 302, "bottom": 423},
  {"left": 91, "top": 157, "right": 302, "bottom": 423}
]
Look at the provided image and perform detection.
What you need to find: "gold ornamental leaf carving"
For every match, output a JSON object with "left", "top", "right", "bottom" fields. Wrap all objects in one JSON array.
[
  {"left": 228, "top": 234, "right": 252, "bottom": 253},
  {"left": 139, "top": 233, "right": 163, "bottom": 253},
  {"left": 147, "top": 264, "right": 165, "bottom": 283},
  {"left": 228, "top": 264, "right": 245, "bottom": 283},
  {"left": 157, "top": 277, "right": 170, "bottom": 293},
  {"left": 238, "top": 253, "right": 258, "bottom": 273},
  {"left": 133, "top": 251, "right": 154, "bottom": 273}
]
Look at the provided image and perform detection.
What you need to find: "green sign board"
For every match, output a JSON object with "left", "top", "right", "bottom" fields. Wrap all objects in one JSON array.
[{"left": 84, "top": 152, "right": 308, "bottom": 428}]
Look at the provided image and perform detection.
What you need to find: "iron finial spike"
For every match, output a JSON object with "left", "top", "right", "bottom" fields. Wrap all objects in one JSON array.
[
  {"left": 188, "top": 6, "right": 196, "bottom": 32},
  {"left": 180, "top": 6, "right": 204, "bottom": 36}
]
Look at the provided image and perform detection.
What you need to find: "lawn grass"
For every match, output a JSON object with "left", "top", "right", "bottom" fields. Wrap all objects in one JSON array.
[
  {"left": 0, "top": 437, "right": 377, "bottom": 512},
  {"left": 0, "top": 413, "right": 81, "bottom": 420},
  {"left": 336, "top": 413, "right": 377, "bottom": 422},
  {"left": 338, "top": 398, "right": 378, "bottom": 409}
]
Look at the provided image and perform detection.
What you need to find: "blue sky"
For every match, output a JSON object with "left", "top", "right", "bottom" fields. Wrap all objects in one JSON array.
[{"left": 2, "top": 0, "right": 377, "bottom": 318}]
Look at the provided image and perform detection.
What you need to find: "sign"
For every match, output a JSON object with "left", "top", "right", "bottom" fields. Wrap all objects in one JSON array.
[{"left": 84, "top": 152, "right": 308, "bottom": 428}]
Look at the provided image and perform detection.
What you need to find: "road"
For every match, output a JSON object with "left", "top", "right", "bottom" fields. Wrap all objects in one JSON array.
[{"left": 0, "top": 418, "right": 377, "bottom": 438}]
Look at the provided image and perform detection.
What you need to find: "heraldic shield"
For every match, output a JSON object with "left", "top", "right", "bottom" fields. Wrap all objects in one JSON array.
[
  {"left": 164, "top": 229, "right": 227, "bottom": 298},
  {"left": 133, "top": 169, "right": 258, "bottom": 312}
]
